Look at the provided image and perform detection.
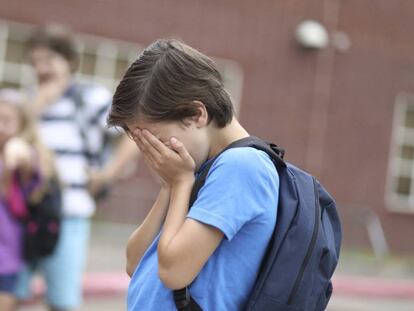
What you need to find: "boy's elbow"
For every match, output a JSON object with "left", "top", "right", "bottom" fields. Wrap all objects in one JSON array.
[
  {"left": 158, "top": 264, "right": 191, "bottom": 289},
  {"left": 157, "top": 244, "right": 197, "bottom": 289},
  {"left": 126, "top": 244, "right": 138, "bottom": 278},
  {"left": 126, "top": 261, "right": 135, "bottom": 278}
]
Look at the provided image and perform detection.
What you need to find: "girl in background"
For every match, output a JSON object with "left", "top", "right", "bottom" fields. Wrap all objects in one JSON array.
[{"left": 0, "top": 89, "right": 55, "bottom": 311}]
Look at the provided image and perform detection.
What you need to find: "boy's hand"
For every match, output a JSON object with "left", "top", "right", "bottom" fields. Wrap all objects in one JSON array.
[
  {"left": 133, "top": 129, "right": 195, "bottom": 185},
  {"left": 144, "top": 159, "right": 170, "bottom": 189}
]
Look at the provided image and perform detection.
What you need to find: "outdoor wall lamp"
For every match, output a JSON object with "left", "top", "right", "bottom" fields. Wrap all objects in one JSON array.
[{"left": 295, "top": 20, "right": 329, "bottom": 49}]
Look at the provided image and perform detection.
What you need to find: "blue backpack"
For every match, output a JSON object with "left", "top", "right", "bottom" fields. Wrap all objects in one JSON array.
[{"left": 173, "top": 136, "right": 342, "bottom": 311}]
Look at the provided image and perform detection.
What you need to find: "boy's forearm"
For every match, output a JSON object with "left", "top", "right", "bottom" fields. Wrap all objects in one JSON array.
[
  {"left": 157, "top": 178, "right": 194, "bottom": 265},
  {"left": 126, "top": 186, "right": 170, "bottom": 276}
]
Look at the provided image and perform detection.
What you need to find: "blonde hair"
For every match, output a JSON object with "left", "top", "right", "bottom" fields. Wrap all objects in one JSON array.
[{"left": 0, "top": 89, "right": 56, "bottom": 181}]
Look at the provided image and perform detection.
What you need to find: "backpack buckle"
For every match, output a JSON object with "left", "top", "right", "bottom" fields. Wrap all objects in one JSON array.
[
  {"left": 173, "top": 287, "right": 191, "bottom": 309},
  {"left": 269, "top": 143, "right": 285, "bottom": 159}
]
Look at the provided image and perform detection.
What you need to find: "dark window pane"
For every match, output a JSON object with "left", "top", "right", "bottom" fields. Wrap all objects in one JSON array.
[
  {"left": 98, "top": 56, "right": 114, "bottom": 78},
  {"left": 80, "top": 52, "right": 96, "bottom": 75},
  {"left": 0, "top": 81, "right": 21, "bottom": 89},
  {"left": 405, "top": 108, "right": 414, "bottom": 128},
  {"left": 396, "top": 176, "right": 411, "bottom": 195},
  {"left": 115, "top": 58, "right": 129, "bottom": 80},
  {"left": 5, "top": 38, "right": 25, "bottom": 64},
  {"left": 401, "top": 145, "right": 414, "bottom": 160}
]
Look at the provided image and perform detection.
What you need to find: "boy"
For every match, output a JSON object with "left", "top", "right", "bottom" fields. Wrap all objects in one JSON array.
[
  {"left": 14, "top": 26, "right": 138, "bottom": 311},
  {"left": 108, "top": 39, "right": 279, "bottom": 310}
]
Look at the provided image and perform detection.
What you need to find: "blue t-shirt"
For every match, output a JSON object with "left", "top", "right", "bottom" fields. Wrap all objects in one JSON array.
[{"left": 127, "top": 147, "right": 279, "bottom": 310}]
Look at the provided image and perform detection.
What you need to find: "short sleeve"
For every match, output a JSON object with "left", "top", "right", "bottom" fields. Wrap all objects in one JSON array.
[{"left": 187, "top": 147, "right": 279, "bottom": 241}]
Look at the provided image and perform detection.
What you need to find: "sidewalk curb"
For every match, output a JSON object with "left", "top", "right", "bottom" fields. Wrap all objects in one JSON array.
[
  {"left": 333, "top": 275, "right": 414, "bottom": 299},
  {"left": 82, "top": 272, "right": 129, "bottom": 297},
  {"left": 26, "top": 273, "right": 414, "bottom": 301},
  {"left": 25, "top": 272, "right": 129, "bottom": 304}
]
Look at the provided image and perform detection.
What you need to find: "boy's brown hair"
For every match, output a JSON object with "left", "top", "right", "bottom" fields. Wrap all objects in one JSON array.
[
  {"left": 26, "top": 25, "right": 79, "bottom": 72},
  {"left": 108, "top": 39, "right": 234, "bottom": 133}
]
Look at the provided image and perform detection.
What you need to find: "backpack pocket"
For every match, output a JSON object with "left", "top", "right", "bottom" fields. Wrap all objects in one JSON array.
[
  {"left": 314, "top": 281, "right": 333, "bottom": 311},
  {"left": 250, "top": 292, "right": 306, "bottom": 311}
]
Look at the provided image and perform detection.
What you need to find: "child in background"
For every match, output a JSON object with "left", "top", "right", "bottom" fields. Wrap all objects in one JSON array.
[
  {"left": 14, "top": 27, "right": 138, "bottom": 311},
  {"left": 0, "top": 89, "right": 55, "bottom": 311}
]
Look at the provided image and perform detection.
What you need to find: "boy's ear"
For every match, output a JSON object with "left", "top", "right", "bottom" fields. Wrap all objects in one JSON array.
[{"left": 183, "top": 101, "right": 209, "bottom": 128}]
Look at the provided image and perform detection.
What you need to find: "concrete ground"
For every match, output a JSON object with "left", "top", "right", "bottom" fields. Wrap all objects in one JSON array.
[
  {"left": 18, "top": 221, "right": 414, "bottom": 311},
  {"left": 19, "top": 297, "right": 126, "bottom": 311},
  {"left": 75, "top": 294, "right": 414, "bottom": 311},
  {"left": 329, "top": 296, "right": 414, "bottom": 311},
  {"left": 17, "top": 221, "right": 132, "bottom": 311},
  {"left": 19, "top": 293, "right": 414, "bottom": 311}
]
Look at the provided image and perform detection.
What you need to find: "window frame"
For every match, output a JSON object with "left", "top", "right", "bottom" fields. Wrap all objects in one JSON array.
[
  {"left": 0, "top": 19, "right": 244, "bottom": 115},
  {"left": 386, "top": 92, "right": 414, "bottom": 213}
]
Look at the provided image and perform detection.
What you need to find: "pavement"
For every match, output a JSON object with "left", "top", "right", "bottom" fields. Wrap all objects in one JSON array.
[
  {"left": 19, "top": 221, "right": 414, "bottom": 310},
  {"left": 19, "top": 221, "right": 131, "bottom": 311}
]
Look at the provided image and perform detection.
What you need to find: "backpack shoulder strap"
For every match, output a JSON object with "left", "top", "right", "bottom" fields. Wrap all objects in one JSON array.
[
  {"left": 189, "top": 136, "right": 285, "bottom": 207},
  {"left": 174, "top": 136, "right": 285, "bottom": 310}
]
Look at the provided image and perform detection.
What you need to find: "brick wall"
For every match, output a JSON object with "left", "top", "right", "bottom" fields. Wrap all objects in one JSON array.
[{"left": 1, "top": 0, "right": 414, "bottom": 252}]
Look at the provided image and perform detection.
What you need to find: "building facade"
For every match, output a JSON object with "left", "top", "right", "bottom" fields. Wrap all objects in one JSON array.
[{"left": 0, "top": 0, "right": 413, "bottom": 253}]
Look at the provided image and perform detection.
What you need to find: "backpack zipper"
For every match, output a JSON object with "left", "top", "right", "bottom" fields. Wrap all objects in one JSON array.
[{"left": 287, "top": 177, "right": 320, "bottom": 305}]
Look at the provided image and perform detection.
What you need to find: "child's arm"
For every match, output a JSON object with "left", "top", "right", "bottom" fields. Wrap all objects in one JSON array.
[
  {"left": 87, "top": 135, "right": 139, "bottom": 197},
  {"left": 126, "top": 186, "right": 170, "bottom": 277},
  {"left": 134, "top": 129, "right": 224, "bottom": 289},
  {"left": 157, "top": 178, "right": 224, "bottom": 289}
]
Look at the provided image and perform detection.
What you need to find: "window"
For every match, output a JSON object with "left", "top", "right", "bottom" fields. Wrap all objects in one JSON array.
[
  {"left": 0, "top": 19, "right": 243, "bottom": 110},
  {"left": 75, "top": 35, "right": 140, "bottom": 91},
  {"left": 0, "top": 20, "right": 140, "bottom": 92},
  {"left": 386, "top": 93, "right": 414, "bottom": 212}
]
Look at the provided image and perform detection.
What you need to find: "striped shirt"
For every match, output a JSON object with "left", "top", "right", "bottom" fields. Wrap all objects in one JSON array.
[{"left": 36, "top": 82, "right": 115, "bottom": 217}]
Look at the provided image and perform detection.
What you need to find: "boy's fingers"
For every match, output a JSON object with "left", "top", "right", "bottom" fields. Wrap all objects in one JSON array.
[
  {"left": 131, "top": 130, "right": 141, "bottom": 146},
  {"left": 136, "top": 131, "right": 162, "bottom": 160},
  {"left": 142, "top": 129, "right": 171, "bottom": 156},
  {"left": 140, "top": 145, "right": 158, "bottom": 167},
  {"left": 137, "top": 140, "right": 158, "bottom": 166},
  {"left": 135, "top": 135, "right": 158, "bottom": 165},
  {"left": 134, "top": 134, "right": 146, "bottom": 152},
  {"left": 170, "top": 137, "right": 191, "bottom": 161},
  {"left": 132, "top": 131, "right": 163, "bottom": 167},
  {"left": 143, "top": 152, "right": 157, "bottom": 168}
]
